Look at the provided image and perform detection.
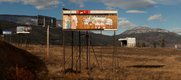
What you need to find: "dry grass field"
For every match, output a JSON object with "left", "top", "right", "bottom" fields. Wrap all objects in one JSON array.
[{"left": 18, "top": 45, "right": 181, "bottom": 80}]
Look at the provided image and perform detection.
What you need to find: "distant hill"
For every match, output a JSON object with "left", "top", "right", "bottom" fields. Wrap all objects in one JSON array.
[
  {"left": 121, "top": 27, "right": 170, "bottom": 35},
  {"left": 0, "top": 40, "right": 47, "bottom": 79},
  {"left": 1, "top": 15, "right": 181, "bottom": 47},
  {"left": 0, "top": 14, "right": 114, "bottom": 45},
  {"left": 56, "top": 20, "right": 62, "bottom": 27},
  {"left": 0, "top": 14, "right": 37, "bottom": 26},
  {"left": 0, "top": 20, "right": 19, "bottom": 29},
  {"left": 0, "top": 14, "right": 62, "bottom": 28},
  {"left": 118, "top": 26, "right": 181, "bottom": 47}
]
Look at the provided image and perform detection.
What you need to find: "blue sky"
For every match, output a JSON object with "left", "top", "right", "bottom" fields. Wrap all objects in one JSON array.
[{"left": 1, "top": 0, "right": 181, "bottom": 35}]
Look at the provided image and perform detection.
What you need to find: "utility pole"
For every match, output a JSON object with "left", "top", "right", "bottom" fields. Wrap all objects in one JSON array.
[{"left": 47, "top": 25, "right": 50, "bottom": 58}]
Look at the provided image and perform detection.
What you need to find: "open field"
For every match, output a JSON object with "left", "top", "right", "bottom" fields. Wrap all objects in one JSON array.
[{"left": 15, "top": 44, "right": 181, "bottom": 80}]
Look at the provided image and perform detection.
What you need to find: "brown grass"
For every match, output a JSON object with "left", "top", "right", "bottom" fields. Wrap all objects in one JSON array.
[
  {"left": 6, "top": 66, "right": 35, "bottom": 80},
  {"left": 16, "top": 45, "right": 181, "bottom": 80}
]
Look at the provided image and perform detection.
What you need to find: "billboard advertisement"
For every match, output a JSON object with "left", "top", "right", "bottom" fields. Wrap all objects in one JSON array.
[
  {"left": 3, "top": 30, "right": 12, "bottom": 35},
  {"left": 62, "top": 10, "right": 118, "bottom": 30},
  {"left": 16, "top": 26, "right": 32, "bottom": 34}
]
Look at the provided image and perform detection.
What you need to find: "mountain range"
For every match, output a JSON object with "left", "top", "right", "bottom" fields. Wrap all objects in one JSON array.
[
  {"left": 122, "top": 27, "right": 170, "bottom": 35},
  {"left": 0, "top": 14, "right": 37, "bottom": 26},
  {"left": 119, "top": 27, "right": 181, "bottom": 47},
  {"left": 0, "top": 14, "right": 181, "bottom": 48}
]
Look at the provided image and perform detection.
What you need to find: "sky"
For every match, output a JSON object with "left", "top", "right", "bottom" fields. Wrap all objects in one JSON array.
[{"left": 0, "top": 0, "right": 181, "bottom": 35}]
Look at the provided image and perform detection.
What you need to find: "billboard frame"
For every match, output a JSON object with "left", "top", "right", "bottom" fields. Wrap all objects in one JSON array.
[
  {"left": 16, "top": 26, "right": 32, "bottom": 34},
  {"left": 3, "top": 30, "right": 12, "bottom": 35},
  {"left": 61, "top": 9, "right": 118, "bottom": 73},
  {"left": 62, "top": 10, "right": 118, "bottom": 31}
]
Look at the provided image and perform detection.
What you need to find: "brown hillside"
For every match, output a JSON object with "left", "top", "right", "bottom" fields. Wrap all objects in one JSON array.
[{"left": 0, "top": 40, "right": 48, "bottom": 80}]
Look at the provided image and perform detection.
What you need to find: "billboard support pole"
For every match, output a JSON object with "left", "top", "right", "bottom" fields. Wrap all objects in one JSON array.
[
  {"left": 112, "top": 30, "right": 116, "bottom": 72},
  {"left": 100, "top": 31, "right": 103, "bottom": 70},
  {"left": 88, "top": 31, "right": 91, "bottom": 72},
  {"left": 86, "top": 31, "right": 89, "bottom": 69},
  {"left": 62, "top": 8, "right": 65, "bottom": 74},
  {"left": 78, "top": 31, "right": 81, "bottom": 72},
  {"left": 63, "top": 30, "right": 65, "bottom": 73},
  {"left": 71, "top": 31, "right": 74, "bottom": 70}
]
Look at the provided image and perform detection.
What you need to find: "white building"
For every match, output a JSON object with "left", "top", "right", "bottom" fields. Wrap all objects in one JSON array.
[{"left": 118, "top": 37, "right": 136, "bottom": 47}]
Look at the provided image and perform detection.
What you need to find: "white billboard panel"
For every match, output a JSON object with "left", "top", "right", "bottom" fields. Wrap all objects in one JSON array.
[
  {"left": 16, "top": 26, "right": 31, "bottom": 34},
  {"left": 3, "top": 30, "right": 12, "bottom": 35}
]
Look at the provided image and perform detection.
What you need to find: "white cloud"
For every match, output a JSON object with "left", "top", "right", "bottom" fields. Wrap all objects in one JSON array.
[
  {"left": 69, "top": 0, "right": 181, "bottom": 9},
  {"left": 3, "top": 0, "right": 180, "bottom": 10},
  {"left": 101, "top": 0, "right": 156, "bottom": 9},
  {"left": 148, "top": 14, "right": 163, "bottom": 21},
  {"left": 171, "top": 28, "right": 181, "bottom": 34},
  {"left": 126, "top": 10, "right": 146, "bottom": 14},
  {"left": 155, "top": 0, "right": 181, "bottom": 5},
  {"left": 70, "top": 0, "right": 86, "bottom": 8},
  {"left": 70, "top": 0, "right": 156, "bottom": 9},
  {"left": 106, "top": 6, "right": 116, "bottom": 10},
  {"left": 0, "top": 0, "right": 59, "bottom": 10},
  {"left": 60, "top": 1, "right": 65, "bottom": 7},
  {"left": 118, "top": 18, "right": 137, "bottom": 29}
]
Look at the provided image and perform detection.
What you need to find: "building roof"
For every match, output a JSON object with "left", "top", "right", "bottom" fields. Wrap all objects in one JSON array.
[{"left": 118, "top": 37, "right": 136, "bottom": 41}]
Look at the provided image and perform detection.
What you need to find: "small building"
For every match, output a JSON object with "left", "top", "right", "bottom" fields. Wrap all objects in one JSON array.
[{"left": 118, "top": 37, "right": 136, "bottom": 47}]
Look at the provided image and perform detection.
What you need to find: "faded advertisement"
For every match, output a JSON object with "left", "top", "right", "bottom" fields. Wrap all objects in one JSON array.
[
  {"left": 16, "top": 26, "right": 32, "bottom": 34},
  {"left": 82, "top": 15, "right": 113, "bottom": 29},
  {"left": 63, "top": 15, "right": 78, "bottom": 29},
  {"left": 63, "top": 10, "right": 117, "bottom": 30},
  {"left": 3, "top": 30, "right": 12, "bottom": 35}
]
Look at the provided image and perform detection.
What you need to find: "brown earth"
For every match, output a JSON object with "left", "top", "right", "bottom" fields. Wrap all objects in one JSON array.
[
  {"left": 2, "top": 41, "right": 181, "bottom": 80},
  {"left": 20, "top": 45, "right": 181, "bottom": 80},
  {"left": 0, "top": 40, "right": 48, "bottom": 80}
]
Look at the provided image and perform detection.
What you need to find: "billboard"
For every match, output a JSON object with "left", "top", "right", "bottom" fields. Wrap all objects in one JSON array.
[
  {"left": 37, "top": 15, "right": 56, "bottom": 27},
  {"left": 3, "top": 30, "right": 12, "bottom": 35},
  {"left": 16, "top": 26, "right": 32, "bottom": 34},
  {"left": 62, "top": 10, "right": 118, "bottom": 30}
]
